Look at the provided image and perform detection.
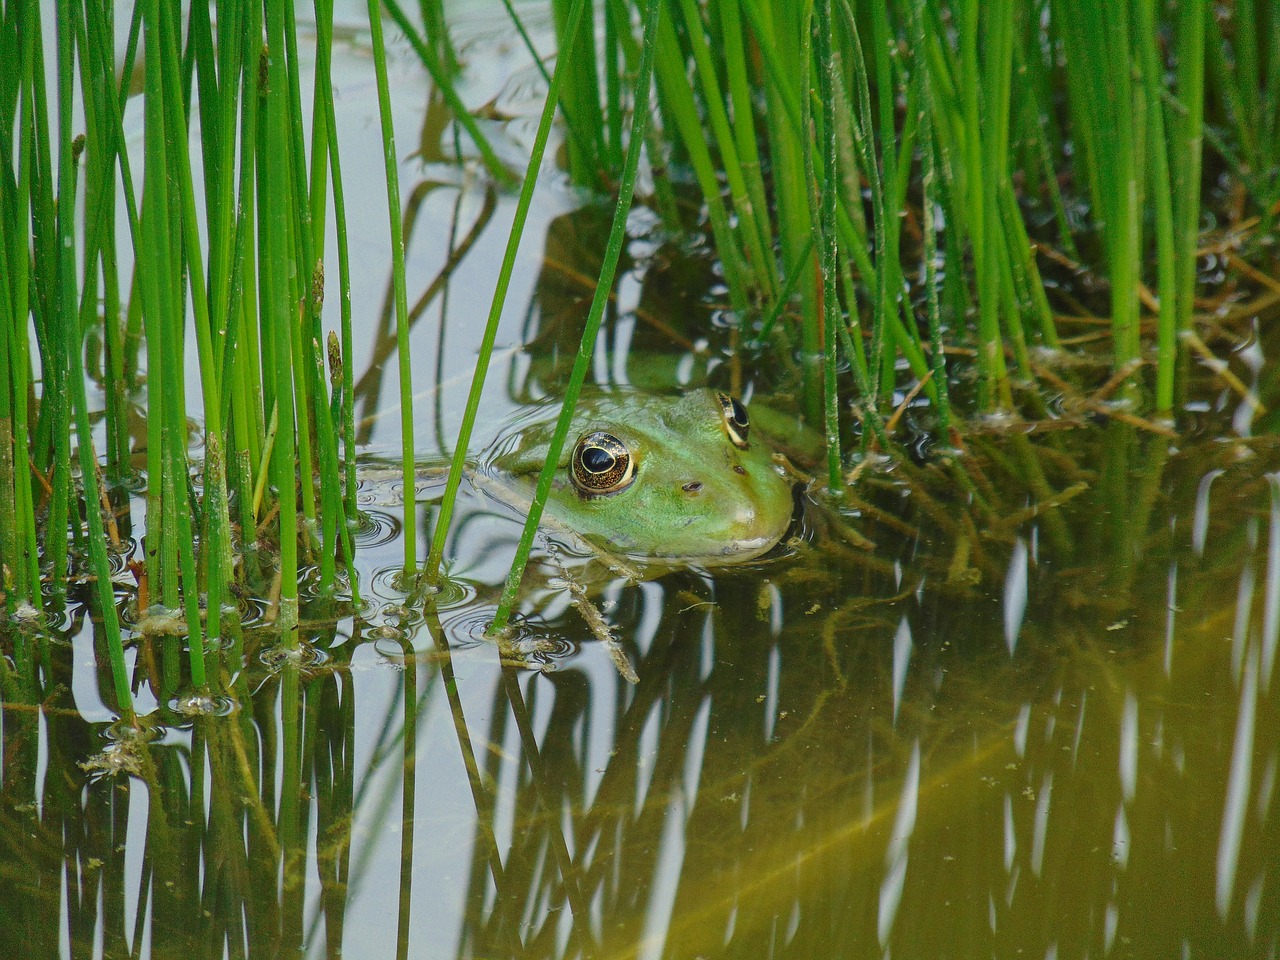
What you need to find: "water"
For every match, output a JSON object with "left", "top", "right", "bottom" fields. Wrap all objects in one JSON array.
[{"left": 1, "top": 4, "right": 1278, "bottom": 958}]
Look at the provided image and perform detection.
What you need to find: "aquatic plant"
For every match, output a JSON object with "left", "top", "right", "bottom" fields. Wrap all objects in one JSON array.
[
  {"left": 2, "top": 0, "right": 1274, "bottom": 716},
  {"left": 0, "top": 0, "right": 363, "bottom": 710},
  {"left": 1, "top": 5, "right": 1278, "bottom": 956},
  {"left": 533, "top": 0, "right": 1224, "bottom": 442}
]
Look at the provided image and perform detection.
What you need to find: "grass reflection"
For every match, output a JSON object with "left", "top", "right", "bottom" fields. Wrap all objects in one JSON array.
[{"left": 0, "top": 425, "right": 1277, "bottom": 957}]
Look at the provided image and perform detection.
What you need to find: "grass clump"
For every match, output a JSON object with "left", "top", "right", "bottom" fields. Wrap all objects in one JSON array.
[
  {"left": 523, "top": 0, "right": 1246, "bottom": 439},
  {"left": 0, "top": 0, "right": 375, "bottom": 715}
]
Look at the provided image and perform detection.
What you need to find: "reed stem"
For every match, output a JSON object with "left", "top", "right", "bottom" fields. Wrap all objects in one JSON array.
[{"left": 490, "top": 0, "right": 662, "bottom": 632}]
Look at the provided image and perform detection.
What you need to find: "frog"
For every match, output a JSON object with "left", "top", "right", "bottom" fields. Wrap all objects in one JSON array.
[{"left": 476, "top": 388, "right": 801, "bottom": 572}]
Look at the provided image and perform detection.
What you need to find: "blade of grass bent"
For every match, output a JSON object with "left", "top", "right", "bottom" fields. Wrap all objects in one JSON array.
[
  {"left": 424, "top": 0, "right": 592, "bottom": 582},
  {"left": 489, "top": 0, "right": 662, "bottom": 634}
]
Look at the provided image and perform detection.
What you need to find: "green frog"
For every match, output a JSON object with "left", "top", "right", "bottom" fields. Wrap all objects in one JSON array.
[{"left": 477, "top": 388, "right": 800, "bottom": 570}]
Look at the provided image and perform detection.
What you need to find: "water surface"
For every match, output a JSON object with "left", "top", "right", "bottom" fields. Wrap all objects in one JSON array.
[{"left": 1, "top": 5, "right": 1277, "bottom": 959}]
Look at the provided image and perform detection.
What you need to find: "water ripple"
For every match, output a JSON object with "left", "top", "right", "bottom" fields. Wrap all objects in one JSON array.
[{"left": 353, "top": 509, "right": 402, "bottom": 549}]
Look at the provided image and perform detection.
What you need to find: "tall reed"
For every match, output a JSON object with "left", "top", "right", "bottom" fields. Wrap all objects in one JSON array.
[
  {"left": 425, "top": 0, "right": 593, "bottom": 583},
  {"left": 490, "top": 0, "right": 663, "bottom": 630},
  {"left": 504, "top": 0, "right": 1249, "bottom": 443},
  {"left": 0, "top": 0, "right": 364, "bottom": 712},
  {"left": 0, "top": 0, "right": 1271, "bottom": 722},
  {"left": 365, "top": 0, "right": 419, "bottom": 580},
  {"left": 0, "top": 1, "right": 42, "bottom": 615}
]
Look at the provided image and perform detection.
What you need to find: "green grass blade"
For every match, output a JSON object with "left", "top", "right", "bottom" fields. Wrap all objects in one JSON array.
[
  {"left": 1137, "top": 0, "right": 1179, "bottom": 413},
  {"left": 366, "top": 0, "right": 418, "bottom": 578},
  {"left": 813, "top": 0, "right": 842, "bottom": 489},
  {"left": 490, "top": 0, "right": 662, "bottom": 633},
  {"left": 1171, "top": 0, "right": 1205, "bottom": 407},
  {"left": 263, "top": 0, "right": 301, "bottom": 633},
  {"left": 425, "top": 0, "right": 593, "bottom": 582},
  {"left": 56, "top": 0, "right": 134, "bottom": 716}
]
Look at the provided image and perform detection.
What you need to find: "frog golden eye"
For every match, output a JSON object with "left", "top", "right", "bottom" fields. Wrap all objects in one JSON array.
[
  {"left": 717, "top": 392, "right": 750, "bottom": 448},
  {"left": 571, "top": 431, "right": 635, "bottom": 495}
]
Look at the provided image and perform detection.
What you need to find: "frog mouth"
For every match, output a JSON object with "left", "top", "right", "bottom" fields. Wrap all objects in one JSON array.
[
  {"left": 733, "top": 479, "right": 810, "bottom": 562},
  {"left": 766, "top": 480, "right": 812, "bottom": 555},
  {"left": 686, "top": 478, "right": 807, "bottom": 565}
]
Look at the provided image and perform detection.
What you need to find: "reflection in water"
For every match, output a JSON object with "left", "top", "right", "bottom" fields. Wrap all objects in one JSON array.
[
  {"left": 1264, "top": 475, "right": 1280, "bottom": 689},
  {"left": 1003, "top": 537, "right": 1028, "bottom": 655},
  {"left": 3, "top": 435, "right": 1279, "bottom": 957},
  {"left": 352, "top": 173, "right": 497, "bottom": 447},
  {"left": 877, "top": 740, "right": 920, "bottom": 947},
  {"left": 1218, "top": 646, "right": 1259, "bottom": 920}
]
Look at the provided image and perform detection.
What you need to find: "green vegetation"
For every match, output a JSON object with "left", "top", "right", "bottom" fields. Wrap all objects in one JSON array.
[
  {"left": 0, "top": 0, "right": 1275, "bottom": 721},
  {"left": 564, "top": 0, "right": 1222, "bottom": 429},
  {"left": 1, "top": 0, "right": 362, "bottom": 713},
  {"left": 0, "top": 5, "right": 1277, "bottom": 955}
]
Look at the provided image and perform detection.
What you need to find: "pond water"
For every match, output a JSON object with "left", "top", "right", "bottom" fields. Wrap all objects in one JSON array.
[{"left": 2, "top": 4, "right": 1278, "bottom": 959}]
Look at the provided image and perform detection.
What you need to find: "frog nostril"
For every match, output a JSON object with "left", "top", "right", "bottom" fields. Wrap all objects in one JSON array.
[
  {"left": 733, "top": 465, "right": 747, "bottom": 475},
  {"left": 683, "top": 481, "right": 703, "bottom": 494}
]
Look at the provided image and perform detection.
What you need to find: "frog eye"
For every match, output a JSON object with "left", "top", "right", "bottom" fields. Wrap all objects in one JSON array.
[
  {"left": 717, "top": 392, "right": 750, "bottom": 448},
  {"left": 571, "top": 431, "right": 635, "bottom": 495}
]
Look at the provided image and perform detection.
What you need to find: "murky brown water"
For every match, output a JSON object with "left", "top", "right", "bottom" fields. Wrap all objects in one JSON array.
[{"left": 2, "top": 4, "right": 1278, "bottom": 959}]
